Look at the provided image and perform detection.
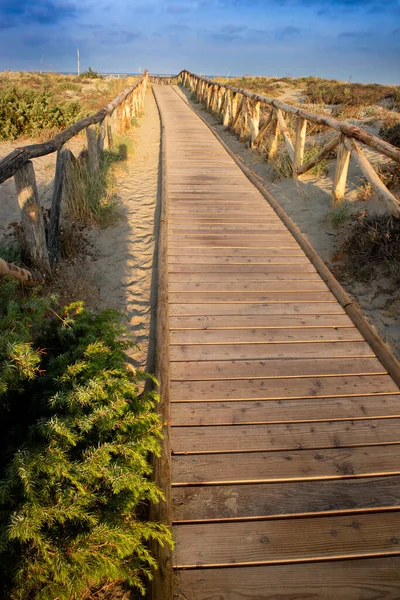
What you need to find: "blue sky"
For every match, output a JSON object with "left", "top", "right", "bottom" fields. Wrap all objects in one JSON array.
[{"left": 0, "top": 0, "right": 399, "bottom": 83}]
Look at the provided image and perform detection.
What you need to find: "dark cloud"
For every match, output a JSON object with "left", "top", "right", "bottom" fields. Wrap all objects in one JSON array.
[{"left": 0, "top": 0, "right": 77, "bottom": 29}]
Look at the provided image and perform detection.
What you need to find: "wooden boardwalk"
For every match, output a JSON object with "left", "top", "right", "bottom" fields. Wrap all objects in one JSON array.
[{"left": 153, "top": 85, "right": 400, "bottom": 599}]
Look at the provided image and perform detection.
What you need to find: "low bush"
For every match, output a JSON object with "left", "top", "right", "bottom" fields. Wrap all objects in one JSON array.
[
  {"left": 0, "top": 281, "right": 171, "bottom": 599},
  {"left": 79, "top": 67, "right": 103, "bottom": 80},
  {"left": 339, "top": 212, "right": 400, "bottom": 281},
  {"left": 380, "top": 123, "right": 400, "bottom": 148},
  {"left": 0, "top": 86, "right": 82, "bottom": 141},
  {"left": 304, "top": 79, "right": 400, "bottom": 107}
]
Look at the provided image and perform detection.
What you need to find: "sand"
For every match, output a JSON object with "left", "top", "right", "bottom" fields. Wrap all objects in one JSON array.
[
  {"left": 176, "top": 85, "right": 400, "bottom": 360},
  {"left": 0, "top": 90, "right": 161, "bottom": 372}
]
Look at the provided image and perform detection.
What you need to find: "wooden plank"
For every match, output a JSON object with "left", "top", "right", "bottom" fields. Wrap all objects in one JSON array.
[
  {"left": 170, "top": 327, "right": 362, "bottom": 344},
  {"left": 170, "top": 395, "right": 400, "bottom": 426},
  {"left": 172, "top": 445, "right": 400, "bottom": 484},
  {"left": 168, "top": 263, "right": 316, "bottom": 273},
  {"left": 168, "top": 280, "right": 329, "bottom": 292},
  {"left": 168, "top": 255, "right": 309, "bottom": 264},
  {"left": 170, "top": 375, "right": 397, "bottom": 401},
  {"left": 171, "top": 418, "right": 400, "bottom": 454},
  {"left": 169, "top": 224, "right": 287, "bottom": 233},
  {"left": 176, "top": 558, "right": 400, "bottom": 600},
  {"left": 169, "top": 291, "right": 336, "bottom": 303},
  {"left": 170, "top": 357, "right": 384, "bottom": 381},
  {"left": 173, "top": 476, "right": 400, "bottom": 520},
  {"left": 173, "top": 511, "right": 400, "bottom": 567},
  {"left": 170, "top": 342, "right": 374, "bottom": 362},
  {"left": 169, "top": 302, "right": 344, "bottom": 316},
  {"left": 168, "top": 236, "right": 298, "bottom": 247},
  {"left": 169, "top": 314, "right": 354, "bottom": 329}
]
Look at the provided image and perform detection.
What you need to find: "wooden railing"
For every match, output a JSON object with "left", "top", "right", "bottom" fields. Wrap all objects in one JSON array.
[
  {"left": 0, "top": 72, "right": 148, "bottom": 273},
  {"left": 178, "top": 70, "right": 400, "bottom": 217},
  {"left": 149, "top": 75, "right": 178, "bottom": 86}
]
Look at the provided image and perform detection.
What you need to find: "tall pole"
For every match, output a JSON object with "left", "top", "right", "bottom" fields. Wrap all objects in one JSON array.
[{"left": 77, "top": 48, "right": 80, "bottom": 77}]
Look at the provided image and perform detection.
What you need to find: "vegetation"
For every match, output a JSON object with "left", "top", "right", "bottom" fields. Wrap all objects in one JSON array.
[
  {"left": 339, "top": 212, "right": 400, "bottom": 281},
  {"left": 380, "top": 123, "right": 400, "bottom": 148},
  {"left": 324, "top": 202, "right": 352, "bottom": 229},
  {"left": 64, "top": 149, "right": 120, "bottom": 227},
  {"left": 303, "top": 78, "right": 400, "bottom": 107},
  {"left": 0, "top": 278, "right": 171, "bottom": 600},
  {"left": 0, "top": 72, "right": 138, "bottom": 141},
  {"left": 271, "top": 142, "right": 331, "bottom": 180},
  {"left": 79, "top": 67, "right": 103, "bottom": 80},
  {"left": 0, "top": 86, "right": 82, "bottom": 141},
  {"left": 215, "top": 75, "right": 400, "bottom": 107}
]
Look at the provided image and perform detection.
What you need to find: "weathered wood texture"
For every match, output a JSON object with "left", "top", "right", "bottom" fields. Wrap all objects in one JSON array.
[
  {"left": 177, "top": 70, "right": 400, "bottom": 216},
  {"left": 152, "top": 83, "right": 400, "bottom": 600},
  {"left": 150, "top": 84, "right": 173, "bottom": 600},
  {"left": 14, "top": 161, "right": 50, "bottom": 271}
]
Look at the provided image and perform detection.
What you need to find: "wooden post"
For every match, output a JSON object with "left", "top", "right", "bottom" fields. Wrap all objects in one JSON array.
[
  {"left": 297, "top": 134, "right": 340, "bottom": 176},
  {"left": 240, "top": 98, "right": 249, "bottom": 141},
  {"left": 223, "top": 90, "right": 231, "bottom": 126},
  {"left": 293, "top": 117, "right": 307, "bottom": 180},
  {"left": 333, "top": 134, "right": 351, "bottom": 206},
  {"left": 217, "top": 88, "right": 224, "bottom": 114},
  {"left": 344, "top": 137, "right": 400, "bottom": 218},
  {"left": 48, "top": 148, "right": 68, "bottom": 266},
  {"left": 265, "top": 109, "right": 279, "bottom": 161},
  {"left": 86, "top": 125, "right": 100, "bottom": 176},
  {"left": 276, "top": 109, "right": 294, "bottom": 163},
  {"left": 249, "top": 100, "right": 260, "bottom": 148},
  {"left": 253, "top": 111, "right": 273, "bottom": 147},
  {"left": 14, "top": 161, "right": 50, "bottom": 271}
]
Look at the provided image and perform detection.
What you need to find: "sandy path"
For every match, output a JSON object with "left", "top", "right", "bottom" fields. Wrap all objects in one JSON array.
[{"left": 86, "top": 88, "right": 161, "bottom": 371}]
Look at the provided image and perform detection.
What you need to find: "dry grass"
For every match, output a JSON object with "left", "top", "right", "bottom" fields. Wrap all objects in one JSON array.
[
  {"left": 339, "top": 212, "right": 400, "bottom": 282},
  {"left": 271, "top": 141, "right": 332, "bottom": 180}
]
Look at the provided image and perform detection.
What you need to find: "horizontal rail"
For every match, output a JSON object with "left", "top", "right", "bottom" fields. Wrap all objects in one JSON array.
[
  {"left": 177, "top": 70, "right": 400, "bottom": 216},
  {"left": 0, "top": 73, "right": 148, "bottom": 184},
  {"left": 178, "top": 70, "right": 400, "bottom": 164}
]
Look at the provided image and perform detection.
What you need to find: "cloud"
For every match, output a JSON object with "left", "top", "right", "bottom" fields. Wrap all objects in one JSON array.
[
  {"left": 274, "top": 26, "right": 301, "bottom": 40},
  {"left": 0, "top": 0, "right": 77, "bottom": 29}
]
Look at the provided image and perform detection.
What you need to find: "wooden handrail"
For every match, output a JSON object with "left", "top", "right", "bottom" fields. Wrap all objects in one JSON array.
[
  {"left": 0, "top": 72, "right": 148, "bottom": 184},
  {"left": 177, "top": 70, "right": 400, "bottom": 216},
  {"left": 1, "top": 71, "right": 148, "bottom": 270},
  {"left": 177, "top": 70, "right": 400, "bottom": 164}
]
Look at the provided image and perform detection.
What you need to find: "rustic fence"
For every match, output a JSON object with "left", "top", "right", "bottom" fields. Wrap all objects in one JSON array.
[
  {"left": 178, "top": 70, "right": 400, "bottom": 217},
  {"left": 0, "top": 72, "right": 148, "bottom": 275},
  {"left": 149, "top": 75, "right": 178, "bottom": 86}
]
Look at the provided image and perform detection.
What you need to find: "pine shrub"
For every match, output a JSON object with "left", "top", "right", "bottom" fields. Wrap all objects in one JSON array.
[{"left": 0, "top": 280, "right": 171, "bottom": 599}]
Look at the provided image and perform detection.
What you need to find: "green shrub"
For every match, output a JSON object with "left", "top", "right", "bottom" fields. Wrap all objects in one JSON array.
[
  {"left": 80, "top": 67, "right": 103, "bottom": 80},
  {"left": 0, "top": 86, "right": 82, "bottom": 141},
  {"left": 0, "top": 283, "right": 171, "bottom": 599},
  {"left": 324, "top": 202, "right": 352, "bottom": 229}
]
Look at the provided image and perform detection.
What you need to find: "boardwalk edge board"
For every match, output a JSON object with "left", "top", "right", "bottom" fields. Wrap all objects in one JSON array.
[{"left": 150, "top": 87, "right": 173, "bottom": 600}]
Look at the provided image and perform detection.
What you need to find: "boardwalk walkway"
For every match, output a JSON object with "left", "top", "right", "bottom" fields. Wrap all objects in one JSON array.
[{"left": 153, "top": 85, "right": 400, "bottom": 599}]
